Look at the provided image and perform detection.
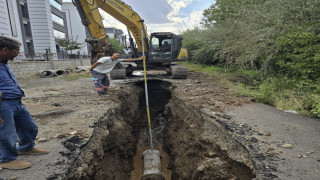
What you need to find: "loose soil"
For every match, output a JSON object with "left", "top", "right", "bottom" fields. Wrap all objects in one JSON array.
[{"left": 0, "top": 70, "right": 319, "bottom": 180}]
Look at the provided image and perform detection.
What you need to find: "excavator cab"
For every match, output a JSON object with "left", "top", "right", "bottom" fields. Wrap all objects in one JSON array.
[{"left": 149, "top": 32, "right": 184, "bottom": 63}]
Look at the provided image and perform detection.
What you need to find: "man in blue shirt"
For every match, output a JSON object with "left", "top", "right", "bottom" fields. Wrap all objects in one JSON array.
[{"left": 0, "top": 36, "right": 49, "bottom": 170}]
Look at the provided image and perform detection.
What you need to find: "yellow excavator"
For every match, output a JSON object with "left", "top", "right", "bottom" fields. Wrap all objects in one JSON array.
[{"left": 72, "top": 0, "right": 188, "bottom": 79}]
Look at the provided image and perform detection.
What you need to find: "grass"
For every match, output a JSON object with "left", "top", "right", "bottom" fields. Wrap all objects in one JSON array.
[
  {"left": 181, "top": 61, "right": 320, "bottom": 118},
  {"left": 58, "top": 72, "right": 91, "bottom": 81}
]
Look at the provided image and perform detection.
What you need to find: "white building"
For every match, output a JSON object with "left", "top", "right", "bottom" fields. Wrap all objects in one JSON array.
[
  {"left": 0, "top": 0, "right": 31, "bottom": 56},
  {"left": 0, "top": 0, "right": 70, "bottom": 60},
  {"left": 0, "top": 0, "right": 125, "bottom": 59},
  {"left": 105, "top": 27, "right": 126, "bottom": 45},
  {"left": 62, "top": 2, "right": 89, "bottom": 56},
  {"left": 28, "top": 0, "right": 70, "bottom": 56}
]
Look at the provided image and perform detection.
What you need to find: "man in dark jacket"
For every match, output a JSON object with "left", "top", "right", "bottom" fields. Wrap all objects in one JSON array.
[
  {"left": 160, "top": 41, "right": 171, "bottom": 52},
  {"left": 0, "top": 36, "right": 49, "bottom": 170}
]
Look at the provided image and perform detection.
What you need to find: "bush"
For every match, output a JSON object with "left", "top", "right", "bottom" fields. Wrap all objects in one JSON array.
[
  {"left": 181, "top": 0, "right": 320, "bottom": 118},
  {"left": 275, "top": 31, "right": 320, "bottom": 80}
]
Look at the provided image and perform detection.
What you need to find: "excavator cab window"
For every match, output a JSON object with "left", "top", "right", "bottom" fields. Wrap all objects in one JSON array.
[
  {"left": 151, "top": 37, "right": 160, "bottom": 51},
  {"left": 150, "top": 33, "right": 173, "bottom": 60}
]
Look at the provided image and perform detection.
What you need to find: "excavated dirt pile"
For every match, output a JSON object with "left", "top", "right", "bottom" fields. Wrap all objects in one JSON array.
[{"left": 64, "top": 80, "right": 256, "bottom": 180}]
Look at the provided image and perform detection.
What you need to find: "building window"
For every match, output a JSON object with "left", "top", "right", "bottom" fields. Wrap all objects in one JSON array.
[
  {"left": 26, "top": 41, "right": 34, "bottom": 53},
  {"left": 50, "top": 0, "right": 62, "bottom": 10},
  {"left": 54, "top": 29, "right": 65, "bottom": 39},
  {"left": 21, "top": 4, "right": 29, "bottom": 18},
  {"left": 51, "top": 13, "right": 64, "bottom": 26},
  {"left": 23, "top": 23, "right": 32, "bottom": 37}
]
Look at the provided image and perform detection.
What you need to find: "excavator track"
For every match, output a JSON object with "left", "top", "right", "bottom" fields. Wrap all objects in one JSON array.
[
  {"left": 110, "top": 68, "right": 127, "bottom": 79},
  {"left": 170, "top": 64, "right": 188, "bottom": 79}
]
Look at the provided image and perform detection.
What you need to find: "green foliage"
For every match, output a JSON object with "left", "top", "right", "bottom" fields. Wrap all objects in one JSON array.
[
  {"left": 310, "top": 94, "right": 320, "bottom": 118},
  {"left": 57, "top": 39, "right": 81, "bottom": 54},
  {"left": 181, "top": 0, "right": 320, "bottom": 118},
  {"left": 185, "top": 0, "right": 320, "bottom": 70},
  {"left": 108, "top": 37, "right": 124, "bottom": 53},
  {"left": 202, "top": 0, "right": 266, "bottom": 27},
  {"left": 275, "top": 31, "right": 320, "bottom": 80},
  {"left": 183, "top": 62, "right": 320, "bottom": 118},
  {"left": 182, "top": 28, "right": 204, "bottom": 50},
  {"left": 234, "top": 76, "right": 320, "bottom": 118},
  {"left": 182, "top": 28, "right": 220, "bottom": 64}
]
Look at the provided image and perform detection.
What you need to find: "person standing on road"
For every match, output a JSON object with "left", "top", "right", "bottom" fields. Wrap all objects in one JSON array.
[
  {"left": 88, "top": 53, "right": 143, "bottom": 95},
  {"left": 0, "top": 36, "right": 49, "bottom": 170}
]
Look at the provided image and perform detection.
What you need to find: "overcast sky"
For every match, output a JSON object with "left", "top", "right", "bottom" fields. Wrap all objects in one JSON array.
[{"left": 63, "top": 0, "right": 213, "bottom": 34}]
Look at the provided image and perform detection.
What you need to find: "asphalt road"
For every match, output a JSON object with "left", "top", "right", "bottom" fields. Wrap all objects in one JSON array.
[{"left": 227, "top": 103, "right": 320, "bottom": 180}]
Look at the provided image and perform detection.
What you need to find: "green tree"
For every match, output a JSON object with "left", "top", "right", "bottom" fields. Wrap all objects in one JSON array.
[
  {"left": 58, "top": 39, "right": 81, "bottom": 54},
  {"left": 182, "top": 0, "right": 320, "bottom": 117},
  {"left": 202, "top": 0, "right": 266, "bottom": 27},
  {"left": 182, "top": 28, "right": 219, "bottom": 65},
  {"left": 108, "top": 37, "right": 124, "bottom": 53},
  {"left": 195, "top": 0, "right": 320, "bottom": 71}
]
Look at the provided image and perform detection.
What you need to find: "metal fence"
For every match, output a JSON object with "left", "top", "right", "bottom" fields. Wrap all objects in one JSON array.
[
  {"left": 15, "top": 52, "right": 89, "bottom": 61},
  {"left": 15, "top": 53, "right": 46, "bottom": 61}
]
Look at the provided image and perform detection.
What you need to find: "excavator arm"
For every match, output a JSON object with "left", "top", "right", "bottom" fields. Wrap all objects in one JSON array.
[{"left": 73, "top": 0, "right": 148, "bottom": 56}]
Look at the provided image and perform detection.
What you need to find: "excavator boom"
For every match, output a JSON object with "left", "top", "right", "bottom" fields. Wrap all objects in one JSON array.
[{"left": 73, "top": 0, "right": 148, "bottom": 53}]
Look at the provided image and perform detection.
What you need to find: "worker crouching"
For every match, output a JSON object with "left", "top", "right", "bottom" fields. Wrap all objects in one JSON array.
[{"left": 88, "top": 53, "right": 143, "bottom": 95}]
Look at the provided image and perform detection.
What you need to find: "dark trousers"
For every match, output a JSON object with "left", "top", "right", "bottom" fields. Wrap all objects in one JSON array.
[{"left": 91, "top": 71, "right": 110, "bottom": 95}]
